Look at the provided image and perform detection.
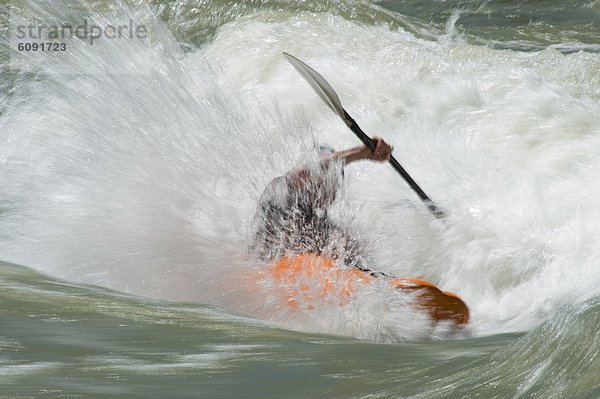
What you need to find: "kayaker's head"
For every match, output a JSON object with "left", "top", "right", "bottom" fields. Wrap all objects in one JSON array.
[{"left": 287, "top": 144, "right": 342, "bottom": 209}]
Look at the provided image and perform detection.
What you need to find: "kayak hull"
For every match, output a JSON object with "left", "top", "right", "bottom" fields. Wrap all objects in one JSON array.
[{"left": 257, "top": 253, "right": 469, "bottom": 326}]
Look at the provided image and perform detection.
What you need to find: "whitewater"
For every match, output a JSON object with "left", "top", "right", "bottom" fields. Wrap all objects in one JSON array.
[{"left": 1, "top": 0, "right": 600, "bottom": 397}]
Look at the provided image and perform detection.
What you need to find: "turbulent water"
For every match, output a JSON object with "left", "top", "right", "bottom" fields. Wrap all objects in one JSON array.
[{"left": 1, "top": 0, "right": 600, "bottom": 397}]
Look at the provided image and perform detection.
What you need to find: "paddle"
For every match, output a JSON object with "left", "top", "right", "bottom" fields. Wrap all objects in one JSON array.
[{"left": 283, "top": 52, "right": 446, "bottom": 219}]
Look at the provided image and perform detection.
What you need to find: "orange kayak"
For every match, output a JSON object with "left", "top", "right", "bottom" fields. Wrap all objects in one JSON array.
[{"left": 257, "top": 253, "right": 469, "bottom": 326}]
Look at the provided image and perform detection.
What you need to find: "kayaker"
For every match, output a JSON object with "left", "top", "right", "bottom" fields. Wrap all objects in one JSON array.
[
  {"left": 248, "top": 137, "right": 470, "bottom": 326},
  {"left": 248, "top": 137, "right": 393, "bottom": 269}
]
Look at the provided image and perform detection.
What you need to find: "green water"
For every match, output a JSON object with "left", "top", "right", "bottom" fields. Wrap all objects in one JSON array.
[
  {"left": 149, "top": 0, "right": 600, "bottom": 52},
  {"left": 2, "top": 261, "right": 600, "bottom": 397},
  {"left": 379, "top": 0, "right": 600, "bottom": 51}
]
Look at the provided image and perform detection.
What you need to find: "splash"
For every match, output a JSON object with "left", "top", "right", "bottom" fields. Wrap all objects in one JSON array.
[{"left": 2, "top": 1, "right": 600, "bottom": 341}]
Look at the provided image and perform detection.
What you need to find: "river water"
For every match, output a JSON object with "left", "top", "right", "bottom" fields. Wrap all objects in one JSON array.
[{"left": 1, "top": 0, "right": 599, "bottom": 397}]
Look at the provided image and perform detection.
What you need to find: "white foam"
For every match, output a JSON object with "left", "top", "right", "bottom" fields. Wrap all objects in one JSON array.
[{"left": 2, "top": 4, "right": 599, "bottom": 340}]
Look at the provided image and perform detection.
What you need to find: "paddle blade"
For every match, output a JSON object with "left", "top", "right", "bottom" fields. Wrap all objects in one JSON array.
[{"left": 283, "top": 52, "right": 350, "bottom": 126}]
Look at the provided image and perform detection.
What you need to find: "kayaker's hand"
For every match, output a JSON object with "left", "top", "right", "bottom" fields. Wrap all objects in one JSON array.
[{"left": 367, "top": 136, "right": 393, "bottom": 162}]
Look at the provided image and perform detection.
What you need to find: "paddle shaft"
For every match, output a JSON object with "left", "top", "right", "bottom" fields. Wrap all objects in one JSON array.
[
  {"left": 282, "top": 52, "right": 445, "bottom": 219},
  {"left": 343, "top": 110, "right": 446, "bottom": 219}
]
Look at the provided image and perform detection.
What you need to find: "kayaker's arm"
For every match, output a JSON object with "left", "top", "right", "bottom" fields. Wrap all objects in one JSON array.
[
  {"left": 325, "top": 136, "right": 393, "bottom": 166},
  {"left": 288, "top": 136, "right": 393, "bottom": 188}
]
